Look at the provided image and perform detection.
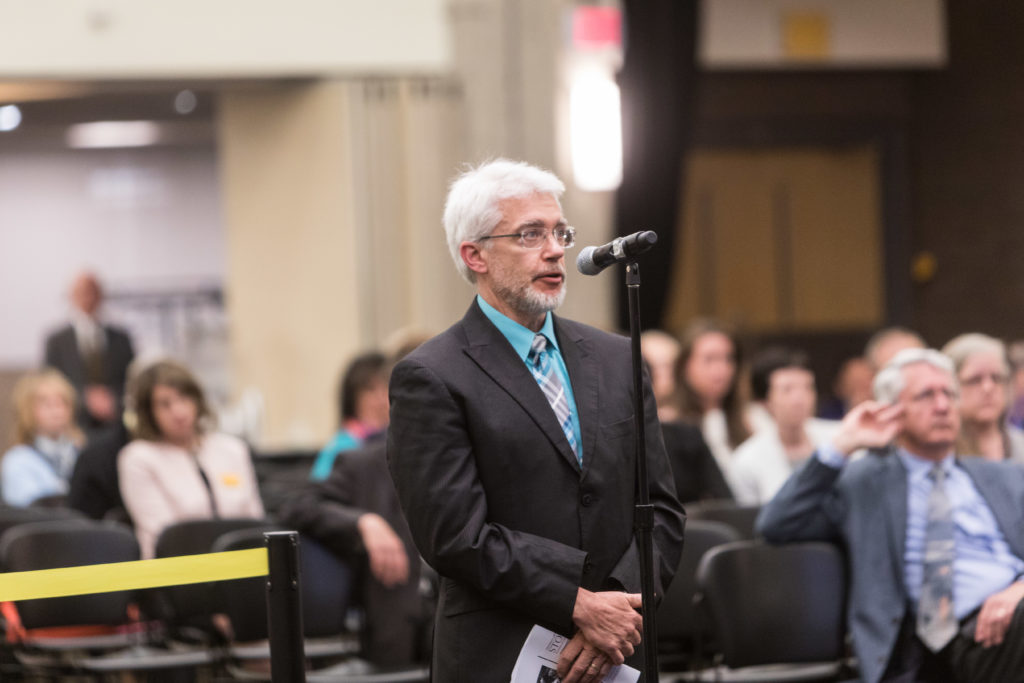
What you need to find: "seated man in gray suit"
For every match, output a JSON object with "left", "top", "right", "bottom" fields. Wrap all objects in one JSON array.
[{"left": 759, "top": 348, "right": 1024, "bottom": 683}]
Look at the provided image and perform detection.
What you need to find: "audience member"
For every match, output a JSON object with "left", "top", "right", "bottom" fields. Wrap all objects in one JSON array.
[
  {"left": 731, "top": 348, "right": 838, "bottom": 505},
  {"left": 673, "top": 319, "right": 750, "bottom": 487},
  {"left": 67, "top": 419, "right": 130, "bottom": 520},
  {"left": 118, "top": 360, "right": 264, "bottom": 558},
  {"left": 819, "top": 356, "right": 874, "bottom": 420},
  {"left": 310, "top": 352, "right": 390, "bottom": 481},
  {"left": 279, "top": 438, "right": 427, "bottom": 669},
  {"left": 2, "top": 369, "right": 82, "bottom": 507},
  {"left": 640, "top": 329, "right": 681, "bottom": 422},
  {"left": 942, "top": 333, "right": 1024, "bottom": 464},
  {"left": 43, "top": 272, "right": 135, "bottom": 435},
  {"left": 660, "top": 420, "right": 733, "bottom": 503},
  {"left": 865, "top": 326, "right": 925, "bottom": 373},
  {"left": 1008, "top": 340, "right": 1024, "bottom": 430},
  {"left": 759, "top": 348, "right": 1024, "bottom": 683}
]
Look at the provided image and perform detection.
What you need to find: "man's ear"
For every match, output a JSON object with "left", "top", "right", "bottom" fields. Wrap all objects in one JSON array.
[{"left": 460, "top": 241, "right": 488, "bottom": 276}]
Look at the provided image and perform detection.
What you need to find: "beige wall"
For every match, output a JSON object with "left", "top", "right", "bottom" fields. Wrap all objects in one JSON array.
[
  {"left": 219, "top": 78, "right": 474, "bottom": 447},
  {"left": 218, "top": 0, "right": 619, "bottom": 447},
  {"left": 219, "top": 82, "right": 363, "bottom": 447}
]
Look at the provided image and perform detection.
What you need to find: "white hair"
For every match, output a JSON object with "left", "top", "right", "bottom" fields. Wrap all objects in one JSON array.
[
  {"left": 941, "top": 333, "right": 1009, "bottom": 375},
  {"left": 873, "top": 348, "right": 956, "bottom": 404},
  {"left": 442, "top": 159, "right": 565, "bottom": 283}
]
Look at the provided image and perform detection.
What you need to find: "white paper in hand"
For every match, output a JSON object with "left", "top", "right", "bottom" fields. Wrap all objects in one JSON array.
[{"left": 510, "top": 625, "right": 640, "bottom": 683}]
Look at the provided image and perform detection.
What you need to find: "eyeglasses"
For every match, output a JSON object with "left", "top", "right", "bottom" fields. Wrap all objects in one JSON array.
[
  {"left": 909, "top": 387, "right": 959, "bottom": 405},
  {"left": 959, "top": 372, "right": 1009, "bottom": 388},
  {"left": 478, "top": 226, "right": 576, "bottom": 249}
]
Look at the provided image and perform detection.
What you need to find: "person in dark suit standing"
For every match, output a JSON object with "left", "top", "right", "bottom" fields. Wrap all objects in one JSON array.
[
  {"left": 387, "top": 159, "right": 685, "bottom": 683},
  {"left": 44, "top": 272, "right": 135, "bottom": 434},
  {"left": 759, "top": 348, "right": 1024, "bottom": 683}
]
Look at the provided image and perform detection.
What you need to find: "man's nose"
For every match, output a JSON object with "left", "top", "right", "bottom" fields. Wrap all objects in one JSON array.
[{"left": 541, "top": 233, "right": 565, "bottom": 258}]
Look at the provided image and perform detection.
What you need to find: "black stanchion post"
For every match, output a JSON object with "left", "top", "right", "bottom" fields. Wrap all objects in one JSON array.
[{"left": 266, "top": 531, "right": 306, "bottom": 683}]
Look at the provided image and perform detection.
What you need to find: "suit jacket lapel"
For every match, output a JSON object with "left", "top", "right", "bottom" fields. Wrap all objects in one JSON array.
[
  {"left": 961, "top": 458, "right": 1024, "bottom": 559},
  {"left": 460, "top": 302, "right": 581, "bottom": 473},
  {"left": 553, "top": 316, "right": 597, "bottom": 474},
  {"left": 59, "top": 327, "right": 86, "bottom": 385},
  {"left": 880, "top": 449, "right": 908, "bottom": 586}
]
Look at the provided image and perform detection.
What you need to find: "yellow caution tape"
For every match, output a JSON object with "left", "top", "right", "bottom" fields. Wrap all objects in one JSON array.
[{"left": 0, "top": 548, "right": 269, "bottom": 602}]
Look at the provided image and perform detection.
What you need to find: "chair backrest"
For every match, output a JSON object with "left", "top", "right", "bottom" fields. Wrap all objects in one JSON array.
[
  {"left": 151, "top": 518, "right": 277, "bottom": 630},
  {"left": 0, "top": 505, "right": 85, "bottom": 539},
  {"left": 658, "top": 519, "right": 741, "bottom": 646},
  {"left": 695, "top": 541, "right": 847, "bottom": 668},
  {"left": 685, "top": 500, "right": 761, "bottom": 540},
  {"left": 212, "top": 529, "right": 353, "bottom": 642},
  {"left": 0, "top": 519, "right": 139, "bottom": 629},
  {"left": 250, "top": 449, "right": 318, "bottom": 517}
]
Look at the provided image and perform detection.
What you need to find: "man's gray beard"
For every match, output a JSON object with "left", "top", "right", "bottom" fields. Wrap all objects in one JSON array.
[{"left": 493, "top": 279, "right": 567, "bottom": 320}]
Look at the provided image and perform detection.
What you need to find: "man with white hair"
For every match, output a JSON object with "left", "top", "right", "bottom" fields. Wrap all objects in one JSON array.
[
  {"left": 387, "top": 159, "right": 684, "bottom": 682},
  {"left": 758, "top": 348, "right": 1024, "bottom": 683}
]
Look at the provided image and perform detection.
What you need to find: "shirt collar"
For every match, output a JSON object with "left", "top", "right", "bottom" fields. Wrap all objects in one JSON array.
[
  {"left": 476, "top": 295, "right": 558, "bottom": 363},
  {"left": 897, "top": 447, "right": 956, "bottom": 481}
]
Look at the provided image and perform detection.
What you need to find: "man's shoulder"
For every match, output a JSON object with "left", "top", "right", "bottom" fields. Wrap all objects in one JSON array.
[
  {"left": 44, "top": 324, "right": 74, "bottom": 345},
  {"left": 552, "top": 315, "right": 628, "bottom": 350},
  {"left": 831, "top": 449, "right": 898, "bottom": 491},
  {"left": 960, "top": 455, "right": 1024, "bottom": 487},
  {"left": 396, "top": 320, "right": 465, "bottom": 369},
  {"left": 103, "top": 323, "right": 133, "bottom": 341}
]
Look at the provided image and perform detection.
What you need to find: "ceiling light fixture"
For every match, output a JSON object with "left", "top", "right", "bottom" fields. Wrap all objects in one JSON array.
[{"left": 65, "top": 120, "right": 162, "bottom": 149}]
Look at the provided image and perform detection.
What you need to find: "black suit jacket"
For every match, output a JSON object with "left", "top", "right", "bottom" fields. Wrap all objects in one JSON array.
[
  {"left": 387, "top": 301, "right": 685, "bottom": 682},
  {"left": 44, "top": 324, "right": 135, "bottom": 425}
]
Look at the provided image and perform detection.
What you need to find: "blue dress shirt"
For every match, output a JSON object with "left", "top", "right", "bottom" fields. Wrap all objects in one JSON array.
[
  {"left": 815, "top": 445, "right": 1024, "bottom": 618},
  {"left": 476, "top": 295, "right": 583, "bottom": 462},
  {"left": 897, "top": 450, "right": 1024, "bottom": 618}
]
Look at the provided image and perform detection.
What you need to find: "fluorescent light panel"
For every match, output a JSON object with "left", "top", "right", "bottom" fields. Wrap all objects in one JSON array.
[{"left": 66, "top": 120, "right": 162, "bottom": 149}]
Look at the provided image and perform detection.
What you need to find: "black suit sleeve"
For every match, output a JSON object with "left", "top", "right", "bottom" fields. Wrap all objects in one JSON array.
[{"left": 387, "top": 359, "right": 587, "bottom": 633}]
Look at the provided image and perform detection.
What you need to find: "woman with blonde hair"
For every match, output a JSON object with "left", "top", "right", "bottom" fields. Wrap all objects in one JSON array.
[
  {"left": 3, "top": 369, "right": 83, "bottom": 506},
  {"left": 941, "top": 332, "right": 1024, "bottom": 463},
  {"left": 118, "top": 360, "right": 264, "bottom": 558}
]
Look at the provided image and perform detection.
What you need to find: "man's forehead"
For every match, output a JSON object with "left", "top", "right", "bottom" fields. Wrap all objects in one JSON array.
[{"left": 497, "top": 193, "right": 563, "bottom": 221}]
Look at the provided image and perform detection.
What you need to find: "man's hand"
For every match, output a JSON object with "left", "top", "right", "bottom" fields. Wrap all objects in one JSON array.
[
  {"left": 557, "top": 632, "right": 612, "bottom": 683},
  {"left": 831, "top": 400, "right": 904, "bottom": 456},
  {"left": 356, "top": 513, "right": 409, "bottom": 587},
  {"left": 84, "top": 385, "right": 116, "bottom": 421},
  {"left": 571, "top": 588, "right": 642, "bottom": 665},
  {"left": 974, "top": 581, "right": 1024, "bottom": 648}
]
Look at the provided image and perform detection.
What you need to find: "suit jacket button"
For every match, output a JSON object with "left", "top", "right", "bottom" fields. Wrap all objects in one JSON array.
[
  {"left": 581, "top": 494, "right": 594, "bottom": 506},
  {"left": 583, "top": 560, "right": 594, "bottom": 574}
]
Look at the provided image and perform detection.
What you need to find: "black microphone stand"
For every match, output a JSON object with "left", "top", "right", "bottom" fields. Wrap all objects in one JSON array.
[{"left": 625, "top": 260, "right": 660, "bottom": 683}]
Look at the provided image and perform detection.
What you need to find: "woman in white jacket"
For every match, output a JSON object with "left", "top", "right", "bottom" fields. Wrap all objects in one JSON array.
[{"left": 118, "top": 360, "right": 264, "bottom": 558}]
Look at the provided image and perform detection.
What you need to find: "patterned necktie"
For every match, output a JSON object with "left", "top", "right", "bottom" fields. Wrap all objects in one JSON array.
[
  {"left": 917, "top": 463, "right": 957, "bottom": 652},
  {"left": 527, "top": 333, "right": 580, "bottom": 463}
]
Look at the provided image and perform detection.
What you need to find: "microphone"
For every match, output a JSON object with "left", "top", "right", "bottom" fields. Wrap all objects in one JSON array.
[{"left": 576, "top": 231, "right": 658, "bottom": 276}]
